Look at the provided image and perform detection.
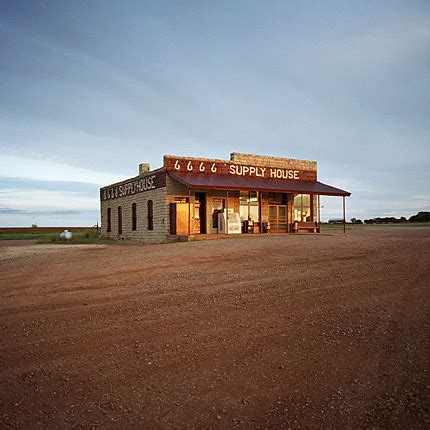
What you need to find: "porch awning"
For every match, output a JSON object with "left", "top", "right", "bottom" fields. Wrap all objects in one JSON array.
[{"left": 168, "top": 172, "right": 351, "bottom": 196}]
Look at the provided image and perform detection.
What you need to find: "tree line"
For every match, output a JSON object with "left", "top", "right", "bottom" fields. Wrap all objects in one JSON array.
[{"left": 350, "top": 211, "right": 430, "bottom": 225}]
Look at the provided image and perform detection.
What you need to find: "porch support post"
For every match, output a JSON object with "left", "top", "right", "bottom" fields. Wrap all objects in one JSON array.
[
  {"left": 225, "top": 190, "right": 229, "bottom": 234},
  {"left": 259, "top": 191, "right": 262, "bottom": 234},
  {"left": 318, "top": 194, "right": 321, "bottom": 225},
  {"left": 343, "top": 196, "right": 346, "bottom": 234},
  {"left": 188, "top": 187, "right": 191, "bottom": 236}
]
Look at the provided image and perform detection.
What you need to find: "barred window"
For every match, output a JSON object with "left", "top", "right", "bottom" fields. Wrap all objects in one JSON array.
[
  {"left": 132, "top": 203, "right": 137, "bottom": 231},
  {"left": 147, "top": 200, "right": 153, "bottom": 230},
  {"left": 118, "top": 206, "right": 122, "bottom": 234},
  {"left": 107, "top": 208, "right": 111, "bottom": 232}
]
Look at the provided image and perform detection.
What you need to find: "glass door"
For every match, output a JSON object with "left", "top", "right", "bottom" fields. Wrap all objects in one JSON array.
[
  {"left": 269, "top": 205, "right": 287, "bottom": 232},
  {"left": 278, "top": 205, "right": 287, "bottom": 232}
]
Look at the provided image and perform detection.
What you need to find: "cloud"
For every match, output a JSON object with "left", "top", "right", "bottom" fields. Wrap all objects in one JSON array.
[
  {"left": 0, "top": 155, "right": 125, "bottom": 184},
  {"left": 0, "top": 176, "right": 100, "bottom": 194},
  {"left": 317, "top": 15, "right": 430, "bottom": 70},
  {"left": 0, "top": 206, "right": 99, "bottom": 227},
  {"left": 0, "top": 189, "right": 97, "bottom": 211},
  {"left": 0, "top": 207, "right": 90, "bottom": 216}
]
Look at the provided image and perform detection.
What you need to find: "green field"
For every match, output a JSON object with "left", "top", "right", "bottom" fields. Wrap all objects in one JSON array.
[
  {"left": 320, "top": 222, "right": 430, "bottom": 231},
  {"left": 0, "top": 227, "right": 114, "bottom": 244},
  {"left": 1, "top": 223, "right": 428, "bottom": 244}
]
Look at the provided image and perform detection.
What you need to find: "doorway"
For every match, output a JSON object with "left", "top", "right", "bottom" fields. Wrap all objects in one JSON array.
[
  {"left": 269, "top": 205, "right": 287, "bottom": 232},
  {"left": 211, "top": 199, "right": 224, "bottom": 234},
  {"left": 194, "top": 192, "right": 207, "bottom": 234},
  {"left": 170, "top": 201, "right": 189, "bottom": 235}
]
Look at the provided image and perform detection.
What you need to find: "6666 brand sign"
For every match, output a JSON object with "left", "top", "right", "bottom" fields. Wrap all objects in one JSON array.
[
  {"left": 164, "top": 157, "right": 315, "bottom": 181},
  {"left": 171, "top": 159, "right": 219, "bottom": 173}
]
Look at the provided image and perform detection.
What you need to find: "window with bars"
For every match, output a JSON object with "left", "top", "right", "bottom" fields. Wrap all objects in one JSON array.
[
  {"left": 147, "top": 200, "right": 153, "bottom": 230},
  {"left": 118, "top": 206, "right": 122, "bottom": 234},
  {"left": 107, "top": 208, "right": 111, "bottom": 232},
  {"left": 132, "top": 203, "right": 137, "bottom": 231}
]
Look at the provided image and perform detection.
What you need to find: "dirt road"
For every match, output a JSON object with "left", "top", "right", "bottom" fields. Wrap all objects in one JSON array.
[{"left": 1, "top": 228, "right": 429, "bottom": 428}]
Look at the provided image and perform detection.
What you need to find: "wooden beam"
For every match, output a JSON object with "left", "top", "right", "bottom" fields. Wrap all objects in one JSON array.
[
  {"left": 259, "top": 191, "right": 262, "bottom": 234},
  {"left": 188, "top": 188, "right": 191, "bottom": 236},
  {"left": 225, "top": 190, "right": 229, "bottom": 234},
  {"left": 318, "top": 194, "right": 321, "bottom": 225},
  {"left": 343, "top": 196, "right": 346, "bottom": 234}
]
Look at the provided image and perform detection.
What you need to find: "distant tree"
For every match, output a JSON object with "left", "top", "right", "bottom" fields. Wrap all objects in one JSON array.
[
  {"left": 364, "top": 219, "right": 374, "bottom": 224},
  {"left": 409, "top": 211, "right": 430, "bottom": 222},
  {"left": 399, "top": 217, "right": 407, "bottom": 223},
  {"left": 350, "top": 218, "right": 356, "bottom": 223},
  {"left": 355, "top": 219, "right": 363, "bottom": 224},
  {"left": 31, "top": 223, "right": 38, "bottom": 229}
]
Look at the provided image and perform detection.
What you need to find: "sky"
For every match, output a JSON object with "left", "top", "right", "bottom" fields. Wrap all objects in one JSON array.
[{"left": 0, "top": 0, "right": 429, "bottom": 226}]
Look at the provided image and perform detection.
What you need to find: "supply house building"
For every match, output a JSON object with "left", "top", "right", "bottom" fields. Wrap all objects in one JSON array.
[{"left": 100, "top": 152, "right": 351, "bottom": 243}]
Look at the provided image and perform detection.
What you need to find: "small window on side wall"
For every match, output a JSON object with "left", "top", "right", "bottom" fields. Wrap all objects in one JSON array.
[
  {"left": 118, "top": 206, "right": 122, "bottom": 234},
  {"left": 147, "top": 200, "right": 153, "bottom": 230},
  {"left": 132, "top": 203, "right": 137, "bottom": 231},
  {"left": 107, "top": 208, "right": 111, "bottom": 232}
]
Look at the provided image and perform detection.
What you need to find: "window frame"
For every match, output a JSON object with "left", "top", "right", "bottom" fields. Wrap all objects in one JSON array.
[
  {"left": 132, "top": 203, "right": 137, "bottom": 231},
  {"left": 239, "top": 191, "right": 259, "bottom": 222},
  {"left": 107, "top": 207, "right": 111, "bottom": 232},
  {"left": 294, "top": 194, "right": 312, "bottom": 222},
  {"left": 118, "top": 206, "right": 122, "bottom": 234},
  {"left": 147, "top": 200, "right": 154, "bottom": 230}
]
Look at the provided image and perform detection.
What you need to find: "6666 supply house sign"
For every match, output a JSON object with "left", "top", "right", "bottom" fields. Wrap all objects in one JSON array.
[
  {"left": 164, "top": 157, "right": 316, "bottom": 181},
  {"left": 100, "top": 171, "right": 165, "bottom": 201}
]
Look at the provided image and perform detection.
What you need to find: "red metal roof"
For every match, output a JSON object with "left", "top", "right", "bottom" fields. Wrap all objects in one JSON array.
[{"left": 168, "top": 172, "right": 351, "bottom": 196}]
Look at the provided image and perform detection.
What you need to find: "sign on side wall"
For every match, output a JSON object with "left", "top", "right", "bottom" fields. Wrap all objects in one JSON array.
[{"left": 100, "top": 171, "right": 165, "bottom": 201}]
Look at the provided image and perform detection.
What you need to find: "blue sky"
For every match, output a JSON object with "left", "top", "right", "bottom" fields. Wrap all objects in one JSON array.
[{"left": 0, "top": 0, "right": 429, "bottom": 226}]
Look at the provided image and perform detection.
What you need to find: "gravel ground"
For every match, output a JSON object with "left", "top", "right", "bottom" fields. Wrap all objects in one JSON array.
[
  {"left": 0, "top": 243, "right": 106, "bottom": 262},
  {"left": 0, "top": 227, "right": 429, "bottom": 429}
]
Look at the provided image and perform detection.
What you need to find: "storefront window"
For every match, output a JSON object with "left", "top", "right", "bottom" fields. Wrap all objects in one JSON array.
[
  {"left": 249, "top": 205, "right": 259, "bottom": 221},
  {"left": 239, "top": 205, "right": 248, "bottom": 223},
  {"left": 294, "top": 194, "right": 311, "bottom": 222},
  {"left": 268, "top": 193, "right": 288, "bottom": 205},
  {"left": 240, "top": 191, "right": 259, "bottom": 222}
]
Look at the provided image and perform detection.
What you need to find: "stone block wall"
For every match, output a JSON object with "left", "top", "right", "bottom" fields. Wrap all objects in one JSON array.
[
  {"left": 230, "top": 152, "right": 317, "bottom": 172},
  {"left": 100, "top": 187, "right": 167, "bottom": 243}
]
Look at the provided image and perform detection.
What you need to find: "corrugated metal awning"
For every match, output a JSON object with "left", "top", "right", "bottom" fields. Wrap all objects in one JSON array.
[{"left": 168, "top": 172, "right": 351, "bottom": 196}]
